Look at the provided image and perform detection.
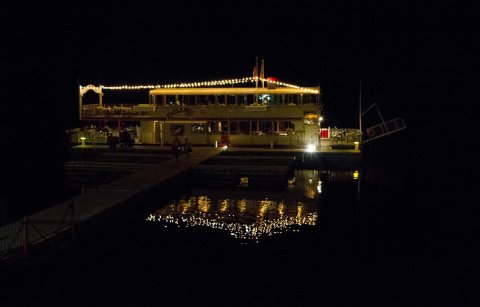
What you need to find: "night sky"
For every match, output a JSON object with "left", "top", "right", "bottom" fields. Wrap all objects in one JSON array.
[
  {"left": 4, "top": 2, "right": 471, "bottom": 127},
  {"left": 1, "top": 2, "right": 478, "bottom": 303},
  {"left": 1, "top": 2, "right": 474, "bottom": 212}
]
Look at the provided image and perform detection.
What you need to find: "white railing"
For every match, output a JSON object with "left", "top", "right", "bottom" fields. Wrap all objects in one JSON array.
[
  {"left": 0, "top": 200, "right": 75, "bottom": 262},
  {"left": 330, "top": 128, "right": 362, "bottom": 145}
]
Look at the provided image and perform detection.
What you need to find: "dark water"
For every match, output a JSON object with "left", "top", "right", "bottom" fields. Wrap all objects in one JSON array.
[{"left": 1, "top": 130, "right": 478, "bottom": 306}]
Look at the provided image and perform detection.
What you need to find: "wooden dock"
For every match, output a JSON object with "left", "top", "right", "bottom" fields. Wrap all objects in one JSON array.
[
  {"left": 0, "top": 146, "right": 222, "bottom": 262},
  {"left": 191, "top": 154, "right": 296, "bottom": 187},
  {"left": 1, "top": 145, "right": 361, "bottom": 263}
]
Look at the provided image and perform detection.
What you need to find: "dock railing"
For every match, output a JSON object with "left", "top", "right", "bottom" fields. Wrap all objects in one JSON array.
[
  {"left": 0, "top": 200, "right": 75, "bottom": 263},
  {"left": 364, "top": 117, "right": 406, "bottom": 143},
  {"left": 330, "top": 128, "right": 361, "bottom": 145}
]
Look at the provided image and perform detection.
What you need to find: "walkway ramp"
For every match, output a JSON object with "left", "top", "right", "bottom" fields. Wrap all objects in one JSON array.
[
  {"left": 65, "top": 146, "right": 223, "bottom": 224},
  {"left": 1, "top": 147, "right": 222, "bottom": 261},
  {"left": 363, "top": 117, "right": 406, "bottom": 143}
]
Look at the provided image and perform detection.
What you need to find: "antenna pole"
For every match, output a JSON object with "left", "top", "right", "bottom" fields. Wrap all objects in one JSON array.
[
  {"left": 78, "top": 75, "right": 82, "bottom": 120},
  {"left": 261, "top": 58, "right": 264, "bottom": 88},
  {"left": 359, "top": 81, "right": 362, "bottom": 144},
  {"left": 255, "top": 56, "right": 259, "bottom": 104}
]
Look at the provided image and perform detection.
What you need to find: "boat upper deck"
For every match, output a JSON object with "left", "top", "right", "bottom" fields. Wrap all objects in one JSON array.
[{"left": 79, "top": 77, "right": 321, "bottom": 121}]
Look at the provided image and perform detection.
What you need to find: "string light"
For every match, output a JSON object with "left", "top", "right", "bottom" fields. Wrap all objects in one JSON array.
[{"left": 79, "top": 76, "right": 319, "bottom": 93}]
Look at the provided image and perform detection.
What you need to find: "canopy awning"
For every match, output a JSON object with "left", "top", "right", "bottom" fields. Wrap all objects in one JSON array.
[{"left": 149, "top": 87, "right": 319, "bottom": 96}]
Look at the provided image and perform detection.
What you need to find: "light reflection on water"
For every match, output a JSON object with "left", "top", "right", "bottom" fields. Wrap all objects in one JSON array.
[
  {"left": 146, "top": 169, "right": 359, "bottom": 242},
  {"left": 147, "top": 198, "right": 317, "bottom": 241}
]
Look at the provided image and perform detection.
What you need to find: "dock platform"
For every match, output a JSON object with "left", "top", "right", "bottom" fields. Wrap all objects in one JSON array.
[
  {"left": 1, "top": 144, "right": 361, "bottom": 263},
  {"left": 0, "top": 146, "right": 222, "bottom": 262}
]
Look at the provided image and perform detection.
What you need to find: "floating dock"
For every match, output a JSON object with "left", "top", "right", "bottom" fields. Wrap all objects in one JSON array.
[{"left": 1, "top": 145, "right": 360, "bottom": 264}]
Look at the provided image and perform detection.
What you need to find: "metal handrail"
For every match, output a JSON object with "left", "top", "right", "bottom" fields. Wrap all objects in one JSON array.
[{"left": 0, "top": 201, "right": 75, "bottom": 262}]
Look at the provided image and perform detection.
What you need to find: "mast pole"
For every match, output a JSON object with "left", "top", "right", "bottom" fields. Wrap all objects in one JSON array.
[
  {"left": 261, "top": 58, "right": 264, "bottom": 88},
  {"left": 255, "top": 56, "right": 259, "bottom": 104},
  {"left": 359, "top": 81, "right": 362, "bottom": 144},
  {"left": 78, "top": 75, "right": 82, "bottom": 121}
]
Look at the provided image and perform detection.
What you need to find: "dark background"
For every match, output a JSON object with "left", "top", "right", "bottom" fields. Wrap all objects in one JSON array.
[
  {"left": 3, "top": 1, "right": 472, "bottom": 127},
  {"left": 2, "top": 0, "right": 475, "bottom": 228},
  {"left": 0, "top": 1, "right": 478, "bottom": 304},
  {"left": 1, "top": 1, "right": 474, "bottom": 218}
]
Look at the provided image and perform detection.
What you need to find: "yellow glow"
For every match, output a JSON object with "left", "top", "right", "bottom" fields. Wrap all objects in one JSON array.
[
  {"left": 297, "top": 202, "right": 304, "bottom": 219},
  {"left": 179, "top": 200, "right": 192, "bottom": 214},
  {"left": 237, "top": 199, "right": 247, "bottom": 213},
  {"left": 354, "top": 141, "right": 360, "bottom": 150},
  {"left": 147, "top": 196, "right": 317, "bottom": 241},
  {"left": 278, "top": 201, "right": 286, "bottom": 216},
  {"left": 239, "top": 177, "right": 248, "bottom": 187},
  {"left": 353, "top": 170, "right": 359, "bottom": 180},
  {"left": 304, "top": 113, "right": 318, "bottom": 120},
  {"left": 218, "top": 199, "right": 230, "bottom": 213},
  {"left": 305, "top": 187, "right": 316, "bottom": 199},
  {"left": 259, "top": 200, "right": 269, "bottom": 217},
  {"left": 287, "top": 177, "right": 296, "bottom": 188},
  {"left": 197, "top": 196, "right": 211, "bottom": 212}
]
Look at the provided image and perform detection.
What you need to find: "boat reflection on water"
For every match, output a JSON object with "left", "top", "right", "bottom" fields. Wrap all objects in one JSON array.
[
  {"left": 146, "top": 196, "right": 317, "bottom": 242},
  {"left": 146, "top": 169, "right": 359, "bottom": 242}
]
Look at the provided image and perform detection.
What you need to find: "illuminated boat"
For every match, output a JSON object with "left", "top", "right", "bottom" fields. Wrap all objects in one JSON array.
[{"left": 76, "top": 75, "right": 326, "bottom": 149}]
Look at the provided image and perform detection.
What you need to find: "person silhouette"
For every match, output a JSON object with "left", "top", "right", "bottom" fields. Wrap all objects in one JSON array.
[
  {"left": 171, "top": 136, "right": 181, "bottom": 162},
  {"left": 184, "top": 137, "right": 191, "bottom": 157}
]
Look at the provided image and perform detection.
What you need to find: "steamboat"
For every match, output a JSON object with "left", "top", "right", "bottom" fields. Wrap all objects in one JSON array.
[{"left": 71, "top": 73, "right": 362, "bottom": 149}]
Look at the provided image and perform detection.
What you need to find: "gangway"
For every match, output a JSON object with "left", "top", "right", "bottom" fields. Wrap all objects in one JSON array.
[{"left": 361, "top": 102, "right": 406, "bottom": 143}]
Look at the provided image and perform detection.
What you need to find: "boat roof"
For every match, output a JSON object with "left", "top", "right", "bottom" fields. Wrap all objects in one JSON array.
[
  {"left": 80, "top": 77, "right": 320, "bottom": 96},
  {"left": 148, "top": 87, "right": 320, "bottom": 96}
]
